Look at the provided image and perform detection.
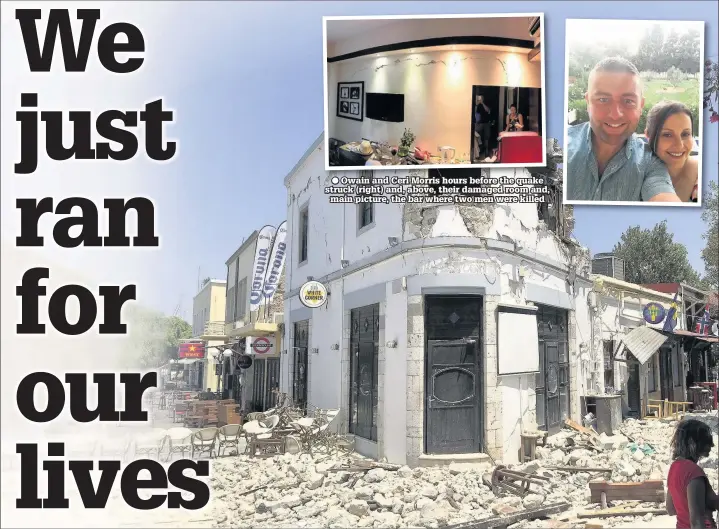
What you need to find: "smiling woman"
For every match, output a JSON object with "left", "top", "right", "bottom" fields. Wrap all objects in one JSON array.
[{"left": 645, "top": 100, "right": 699, "bottom": 202}]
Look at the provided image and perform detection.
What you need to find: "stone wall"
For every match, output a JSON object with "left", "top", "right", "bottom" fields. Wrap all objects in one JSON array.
[{"left": 405, "top": 295, "right": 425, "bottom": 467}]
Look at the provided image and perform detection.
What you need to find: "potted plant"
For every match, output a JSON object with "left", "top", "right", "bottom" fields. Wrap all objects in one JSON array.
[{"left": 398, "top": 128, "right": 415, "bottom": 157}]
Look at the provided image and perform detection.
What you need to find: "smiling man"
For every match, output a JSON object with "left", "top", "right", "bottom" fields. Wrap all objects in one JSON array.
[{"left": 566, "top": 57, "right": 681, "bottom": 202}]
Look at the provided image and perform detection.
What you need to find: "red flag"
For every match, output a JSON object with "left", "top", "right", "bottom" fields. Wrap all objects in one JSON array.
[{"left": 179, "top": 342, "right": 205, "bottom": 358}]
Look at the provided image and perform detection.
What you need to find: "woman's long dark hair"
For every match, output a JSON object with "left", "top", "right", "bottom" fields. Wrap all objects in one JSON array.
[
  {"left": 645, "top": 100, "right": 694, "bottom": 155},
  {"left": 670, "top": 418, "right": 713, "bottom": 462}
]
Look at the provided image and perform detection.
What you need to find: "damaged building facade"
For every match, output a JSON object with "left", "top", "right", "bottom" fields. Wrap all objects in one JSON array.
[
  {"left": 281, "top": 133, "right": 594, "bottom": 466},
  {"left": 586, "top": 274, "right": 689, "bottom": 419}
]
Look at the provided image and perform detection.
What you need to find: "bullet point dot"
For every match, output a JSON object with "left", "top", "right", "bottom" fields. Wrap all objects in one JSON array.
[{"left": 331, "top": 177, "right": 340, "bottom": 185}]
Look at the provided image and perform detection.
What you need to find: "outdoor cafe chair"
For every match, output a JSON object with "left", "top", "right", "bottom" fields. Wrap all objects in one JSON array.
[
  {"left": 191, "top": 427, "right": 219, "bottom": 459},
  {"left": 217, "top": 424, "right": 242, "bottom": 456}
]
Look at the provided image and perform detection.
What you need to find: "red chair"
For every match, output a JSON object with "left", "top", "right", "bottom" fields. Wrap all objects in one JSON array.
[{"left": 497, "top": 132, "right": 543, "bottom": 164}]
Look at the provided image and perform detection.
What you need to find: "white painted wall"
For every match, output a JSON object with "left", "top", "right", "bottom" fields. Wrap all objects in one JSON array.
[
  {"left": 384, "top": 285, "right": 408, "bottom": 465},
  {"left": 327, "top": 48, "right": 541, "bottom": 158}
]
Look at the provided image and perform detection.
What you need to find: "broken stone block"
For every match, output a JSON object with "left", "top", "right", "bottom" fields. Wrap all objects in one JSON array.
[
  {"left": 347, "top": 499, "right": 370, "bottom": 517},
  {"left": 365, "top": 468, "right": 387, "bottom": 483},
  {"left": 522, "top": 493, "right": 544, "bottom": 510},
  {"left": 420, "top": 485, "right": 439, "bottom": 499}
]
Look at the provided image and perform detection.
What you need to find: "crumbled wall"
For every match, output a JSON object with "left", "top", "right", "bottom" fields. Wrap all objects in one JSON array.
[{"left": 402, "top": 140, "right": 575, "bottom": 256}]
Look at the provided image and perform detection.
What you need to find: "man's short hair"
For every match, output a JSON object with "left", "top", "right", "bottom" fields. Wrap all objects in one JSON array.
[{"left": 590, "top": 57, "right": 640, "bottom": 77}]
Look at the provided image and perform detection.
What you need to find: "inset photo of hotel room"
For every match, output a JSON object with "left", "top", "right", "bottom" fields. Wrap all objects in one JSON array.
[{"left": 323, "top": 14, "right": 546, "bottom": 171}]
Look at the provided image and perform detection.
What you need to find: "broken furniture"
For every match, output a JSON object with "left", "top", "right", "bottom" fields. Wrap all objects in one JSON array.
[
  {"left": 582, "top": 395, "right": 622, "bottom": 435},
  {"left": 484, "top": 465, "right": 550, "bottom": 498},
  {"left": 243, "top": 415, "right": 281, "bottom": 454},
  {"left": 588, "top": 480, "right": 664, "bottom": 509},
  {"left": 443, "top": 502, "right": 570, "bottom": 529},
  {"left": 578, "top": 507, "right": 669, "bottom": 519},
  {"left": 519, "top": 430, "right": 548, "bottom": 462},
  {"left": 563, "top": 418, "right": 604, "bottom": 451},
  {"left": 248, "top": 437, "right": 286, "bottom": 458},
  {"left": 288, "top": 408, "right": 341, "bottom": 456}
]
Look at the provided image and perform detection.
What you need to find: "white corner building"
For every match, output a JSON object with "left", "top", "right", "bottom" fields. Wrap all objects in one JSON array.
[{"left": 281, "top": 134, "right": 593, "bottom": 466}]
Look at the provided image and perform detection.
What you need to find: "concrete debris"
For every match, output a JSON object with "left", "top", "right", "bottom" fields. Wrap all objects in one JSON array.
[{"left": 202, "top": 413, "right": 718, "bottom": 528}]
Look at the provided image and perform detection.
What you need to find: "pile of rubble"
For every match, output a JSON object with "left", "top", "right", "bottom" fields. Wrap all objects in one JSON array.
[{"left": 205, "top": 413, "right": 718, "bottom": 529}]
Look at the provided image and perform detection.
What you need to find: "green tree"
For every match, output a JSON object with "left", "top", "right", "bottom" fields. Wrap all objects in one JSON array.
[
  {"left": 124, "top": 308, "right": 192, "bottom": 368},
  {"left": 612, "top": 221, "right": 703, "bottom": 287},
  {"left": 661, "top": 31, "right": 680, "bottom": 72},
  {"left": 701, "top": 180, "right": 719, "bottom": 291},
  {"left": 676, "top": 29, "right": 701, "bottom": 74}
]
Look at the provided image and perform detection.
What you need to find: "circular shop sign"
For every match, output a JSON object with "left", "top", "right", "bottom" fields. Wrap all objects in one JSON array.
[
  {"left": 252, "top": 337, "right": 272, "bottom": 355},
  {"left": 299, "top": 281, "right": 328, "bottom": 309},
  {"left": 236, "top": 355, "right": 253, "bottom": 370},
  {"left": 643, "top": 302, "right": 666, "bottom": 324}
]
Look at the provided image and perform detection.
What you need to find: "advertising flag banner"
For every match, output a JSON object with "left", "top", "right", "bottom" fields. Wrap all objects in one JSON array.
[
  {"left": 663, "top": 291, "right": 680, "bottom": 333},
  {"left": 249, "top": 225, "right": 277, "bottom": 312},
  {"left": 261, "top": 220, "right": 287, "bottom": 306}
]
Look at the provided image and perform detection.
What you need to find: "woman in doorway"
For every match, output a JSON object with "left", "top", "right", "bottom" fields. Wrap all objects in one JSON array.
[
  {"left": 666, "top": 419, "right": 718, "bottom": 528},
  {"left": 505, "top": 104, "right": 524, "bottom": 132},
  {"left": 645, "top": 100, "right": 699, "bottom": 202}
]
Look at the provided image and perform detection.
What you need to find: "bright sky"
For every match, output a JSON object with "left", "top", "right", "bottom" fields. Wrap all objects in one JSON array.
[{"left": 566, "top": 19, "right": 703, "bottom": 55}]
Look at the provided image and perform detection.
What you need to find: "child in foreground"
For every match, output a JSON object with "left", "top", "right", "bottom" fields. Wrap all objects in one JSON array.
[{"left": 666, "top": 419, "right": 718, "bottom": 528}]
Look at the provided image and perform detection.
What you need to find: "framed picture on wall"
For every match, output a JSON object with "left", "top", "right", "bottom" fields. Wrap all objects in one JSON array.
[{"left": 337, "top": 81, "right": 363, "bottom": 121}]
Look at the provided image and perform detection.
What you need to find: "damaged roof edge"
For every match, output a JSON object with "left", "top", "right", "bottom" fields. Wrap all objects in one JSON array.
[{"left": 283, "top": 132, "right": 324, "bottom": 188}]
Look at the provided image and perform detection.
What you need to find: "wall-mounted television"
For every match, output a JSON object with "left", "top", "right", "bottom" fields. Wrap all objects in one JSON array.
[{"left": 366, "top": 92, "right": 405, "bottom": 123}]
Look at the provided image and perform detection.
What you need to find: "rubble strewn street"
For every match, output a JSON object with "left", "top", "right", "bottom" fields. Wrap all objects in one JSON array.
[{"left": 202, "top": 413, "right": 718, "bottom": 529}]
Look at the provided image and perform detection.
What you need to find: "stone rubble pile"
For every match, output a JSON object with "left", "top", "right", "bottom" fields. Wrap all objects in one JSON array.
[{"left": 205, "top": 413, "right": 718, "bottom": 529}]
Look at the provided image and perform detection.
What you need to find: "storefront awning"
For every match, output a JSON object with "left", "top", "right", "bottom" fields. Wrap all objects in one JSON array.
[
  {"left": 619, "top": 326, "right": 669, "bottom": 365},
  {"left": 671, "top": 329, "right": 719, "bottom": 343},
  {"left": 229, "top": 322, "right": 278, "bottom": 338}
]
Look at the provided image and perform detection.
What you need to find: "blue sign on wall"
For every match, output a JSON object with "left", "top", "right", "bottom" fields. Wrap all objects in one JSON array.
[{"left": 643, "top": 302, "right": 666, "bottom": 324}]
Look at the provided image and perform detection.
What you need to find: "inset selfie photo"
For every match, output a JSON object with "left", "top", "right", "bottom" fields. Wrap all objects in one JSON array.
[
  {"left": 563, "top": 19, "right": 705, "bottom": 206},
  {"left": 323, "top": 14, "right": 546, "bottom": 171}
]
